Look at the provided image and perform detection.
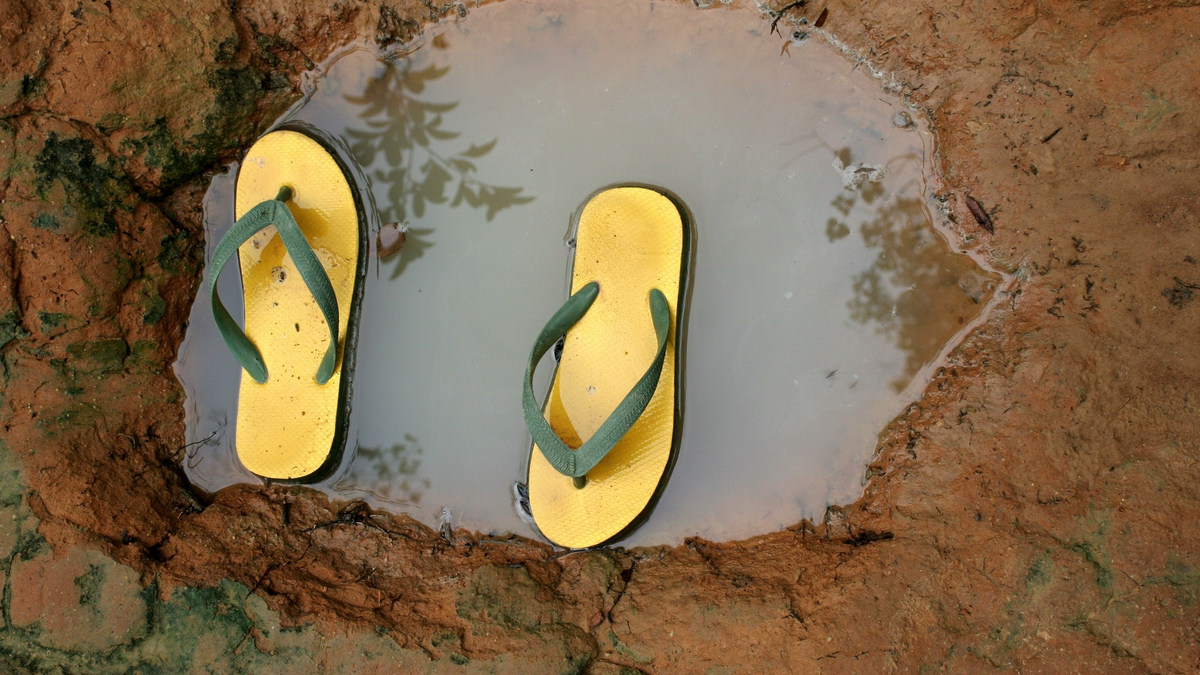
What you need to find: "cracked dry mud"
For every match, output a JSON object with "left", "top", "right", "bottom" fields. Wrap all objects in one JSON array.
[{"left": 1, "top": 0, "right": 1199, "bottom": 672}]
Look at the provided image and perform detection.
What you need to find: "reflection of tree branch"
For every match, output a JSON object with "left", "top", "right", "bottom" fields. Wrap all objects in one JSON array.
[
  {"left": 845, "top": 189, "right": 995, "bottom": 392},
  {"left": 344, "top": 62, "right": 534, "bottom": 227}
]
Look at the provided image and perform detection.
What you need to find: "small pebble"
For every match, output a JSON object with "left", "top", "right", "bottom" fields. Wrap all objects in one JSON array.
[
  {"left": 893, "top": 111, "right": 913, "bottom": 128},
  {"left": 376, "top": 222, "right": 407, "bottom": 258}
]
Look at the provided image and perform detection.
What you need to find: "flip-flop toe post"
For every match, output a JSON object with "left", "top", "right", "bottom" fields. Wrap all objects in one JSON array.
[
  {"left": 524, "top": 185, "right": 690, "bottom": 549},
  {"left": 210, "top": 128, "right": 366, "bottom": 482}
]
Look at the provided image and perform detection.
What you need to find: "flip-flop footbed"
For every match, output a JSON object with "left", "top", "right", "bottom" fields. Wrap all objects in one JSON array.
[
  {"left": 528, "top": 186, "right": 688, "bottom": 548},
  {"left": 233, "top": 130, "right": 363, "bottom": 480}
]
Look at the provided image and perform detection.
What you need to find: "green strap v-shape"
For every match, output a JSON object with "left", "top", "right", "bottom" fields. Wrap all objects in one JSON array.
[
  {"left": 209, "top": 186, "right": 340, "bottom": 384},
  {"left": 523, "top": 281, "right": 671, "bottom": 489}
]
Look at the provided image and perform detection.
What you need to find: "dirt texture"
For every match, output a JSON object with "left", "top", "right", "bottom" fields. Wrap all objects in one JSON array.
[{"left": 2, "top": 0, "right": 1200, "bottom": 672}]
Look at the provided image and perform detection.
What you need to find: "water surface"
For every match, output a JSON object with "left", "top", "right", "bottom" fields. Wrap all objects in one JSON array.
[{"left": 177, "top": 0, "right": 1000, "bottom": 546}]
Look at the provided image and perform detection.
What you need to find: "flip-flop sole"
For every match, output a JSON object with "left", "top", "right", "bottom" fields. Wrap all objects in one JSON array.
[
  {"left": 233, "top": 129, "right": 364, "bottom": 480},
  {"left": 528, "top": 186, "right": 689, "bottom": 548}
]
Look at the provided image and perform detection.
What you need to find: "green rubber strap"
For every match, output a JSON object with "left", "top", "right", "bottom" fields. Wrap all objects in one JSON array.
[
  {"left": 523, "top": 281, "right": 671, "bottom": 486},
  {"left": 209, "top": 186, "right": 341, "bottom": 384}
]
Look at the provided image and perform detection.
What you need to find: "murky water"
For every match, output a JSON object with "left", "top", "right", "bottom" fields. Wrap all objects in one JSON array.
[{"left": 176, "top": 0, "right": 1001, "bottom": 546}]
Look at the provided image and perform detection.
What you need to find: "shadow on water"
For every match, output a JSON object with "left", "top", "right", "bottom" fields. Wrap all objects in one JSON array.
[
  {"left": 380, "top": 225, "right": 433, "bottom": 279},
  {"left": 341, "top": 51, "right": 534, "bottom": 280},
  {"left": 328, "top": 41, "right": 534, "bottom": 508},
  {"left": 334, "top": 435, "right": 431, "bottom": 506},
  {"left": 831, "top": 149, "right": 996, "bottom": 391}
]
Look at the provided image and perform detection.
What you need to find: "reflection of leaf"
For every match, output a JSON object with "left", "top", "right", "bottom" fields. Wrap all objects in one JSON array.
[
  {"left": 402, "top": 64, "right": 449, "bottom": 93},
  {"left": 427, "top": 126, "right": 460, "bottom": 140},
  {"left": 825, "top": 218, "right": 850, "bottom": 242},
  {"left": 831, "top": 193, "right": 855, "bottom": 216},
  {"left": 419, "top": 160, "right": 454, "bottom": 204},
  {"left": 421, "top": 101, "right": 458, "bottom": 113},
  {"left": 451, "top": 182, "right": 477, "bottom": 208},
  {"left": 376, "top": 167, "right": 409, "bottom": 222},
  {"left": 461, "top": 138, "right": 498, "bottom": 157},
  {"left": 860, "top": 180, "right": 884, "bottom": 205},
  {"left": 346, "top": 128, "right": 379, "bottom": 165},
  {"left": 480, "top": 186, "right": 537, "bottom": 222},
  {"left": 343, "top": 59, "right": 535, "bottom": 247}
]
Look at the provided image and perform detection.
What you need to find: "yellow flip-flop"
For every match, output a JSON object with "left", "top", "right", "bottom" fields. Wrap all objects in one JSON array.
[
  {"left": 523, "top": 185, "right": 691, "bottom": 548},
  {"left": 209, "top": 126, "right": 366, "bottom": 482}
]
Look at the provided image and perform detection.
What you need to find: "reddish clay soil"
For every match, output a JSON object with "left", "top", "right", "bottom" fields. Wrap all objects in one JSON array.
[{"left": 2, "top": 0, "right": 1200, "bottom": 672}]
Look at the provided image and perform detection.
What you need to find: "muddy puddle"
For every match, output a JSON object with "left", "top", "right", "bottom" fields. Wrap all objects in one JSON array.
[{"left": 176, "top": 0, "right": 1001, "bottom": 546}]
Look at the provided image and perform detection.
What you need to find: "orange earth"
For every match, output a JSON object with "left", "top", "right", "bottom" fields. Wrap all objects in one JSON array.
[{"left": 1, "top": 0, "right": 1198, "bottom": 672}]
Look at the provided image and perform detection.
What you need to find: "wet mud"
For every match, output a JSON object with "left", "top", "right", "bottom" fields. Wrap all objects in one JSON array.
[{"left": 2, "top": 0, "right": 1199, "bottom": 672}]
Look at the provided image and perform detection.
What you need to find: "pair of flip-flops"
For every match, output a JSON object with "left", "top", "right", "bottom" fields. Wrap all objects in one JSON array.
[{"left": 210, "top": 128, "right": 690, "bottom": 549}]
